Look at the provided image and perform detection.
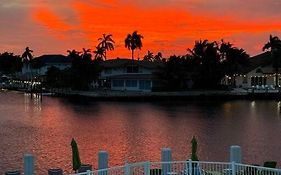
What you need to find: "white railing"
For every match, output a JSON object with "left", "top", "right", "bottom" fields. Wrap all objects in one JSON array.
[
  {"left": 69, "top": 160, "right": 281, "bottom": 175},
  {"left": 69, "top": 165, "right": 125, "bottom": 175},
  {"left": 235, "top": 163, "right": 281, "bottom": 175}
]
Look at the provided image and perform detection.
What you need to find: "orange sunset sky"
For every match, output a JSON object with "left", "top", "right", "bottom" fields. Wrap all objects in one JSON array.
[{"left": 0, "top": 0, "right": 281, "bottom": 58}]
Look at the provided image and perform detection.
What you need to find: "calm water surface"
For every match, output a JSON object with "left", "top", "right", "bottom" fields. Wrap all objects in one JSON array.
[{"left": 0, "top": 91, "right": 281, "bottom": 174}]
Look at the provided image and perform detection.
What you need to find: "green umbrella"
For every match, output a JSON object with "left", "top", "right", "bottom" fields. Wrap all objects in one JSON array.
[
  {"left": 191, "top": 136, "right": 198, "bottom": 161},
  {"left": 71, "top": 138, "right": 81, "bottom": 172}
]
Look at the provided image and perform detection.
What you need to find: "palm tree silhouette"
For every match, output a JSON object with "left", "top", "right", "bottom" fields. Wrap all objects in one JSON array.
[
  {"left": 21, "top": 47, "right": 34, "bottom": 88},
  {"left": 67, "top": 49, "right": 81, "bottom": 59},
  {"left": 21, "top": 47, "right": 33, "bottom": 62},
  {"left": 187, "top": 39, "right": 223, "bottom": 88},
  {"left": 93, "top": 46, "right": 106, "bottom": 61},
  {"left": 98, "top": 34, "right": 115, "bottom": 60},
  {"left": 143, "top": 50, "right": 154, "bottom": 61},
  {"left": 219, "top": 40, "right": 249, "bottom": 77},
  {"left": 219, "top": 40, "right": 232, "bottom": 62},
  {"left": 263, "top": 35, "right": 281, "bottom": 88},
  {"left": 82, "top": 48, "right": 92, "bottom": 61},
  {"left": 125, "top": 31, "right": 143, "bottom": 60},
  {"left": 154, "top": 52, "right": 163, "bottom": 62},
  {"left": 187, "top": 39, "right": 209, "bottom": 65}
]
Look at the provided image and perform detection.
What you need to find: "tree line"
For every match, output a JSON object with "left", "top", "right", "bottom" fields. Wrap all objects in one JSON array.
[
  {"left": 0, "top": 32, "right": 280, "bottom": 91},
  {"left": 157, "top": 39, "right": 250, "bottom": 90}
]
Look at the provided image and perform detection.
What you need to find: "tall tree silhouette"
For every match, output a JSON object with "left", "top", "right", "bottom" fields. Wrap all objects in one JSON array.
[
  {"left": 0, "top": 52, "right": 22, "bottom": 73},
  {"left": 21, "top": 47, "right": 33, "bottom": 62},
  {"left": 67, "top": 49, "right": 81, "bottom": 59},
  {"left": 188, "top": 40, "right": 222, "bottom": 88},
  {"left": 125, "top": 31, "right": 143, "bottom": 60},
  {"left": 157, "top": 55, "right": 191, "bottom": 91},
  {"left": 263, "top": 35, "right": 281, "bottom": 88},
  {"left": 93, "top": 46, "right": 106, "bottom": 61},
  {"left": 219, "top": 40, "right": 233, "bottom": 62},
  {"left": 82, "top": 48, "right": 92, "bottom": 61},
  {"left": 66, "top": 49, "right": 100, "bottom": 90},
  {"left": 154, "top": 52, "right": 163, "bottom": 62},
  {"left": 98, "top": 34, "right": 115, "bottom": 60},
  {"left": 219, "top": 40, "right": 249, "bottom": 77},
  {"left": 143, "top": 50, "right": 154, "bottom": 61}
]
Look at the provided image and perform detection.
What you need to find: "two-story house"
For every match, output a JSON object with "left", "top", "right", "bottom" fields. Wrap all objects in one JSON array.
[
  {"left": 99, "top": 59, "right": 162, "bottom": 92},
  {"left": 22, "top": 54, "right": 72, "bottom": 77}
]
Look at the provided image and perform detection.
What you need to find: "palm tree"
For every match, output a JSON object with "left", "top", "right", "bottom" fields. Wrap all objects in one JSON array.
[
  {"left": 98, "top": 34, "right": 115, "bottom": 60},
  {"left": 154, "top": 52, "right": 163, "bottom": 62},
  {"left": 187, "top": 40, "right": 209, "bottom": 64},
  {"left": 143, "top": 50, "right": 154, "bottom": 61},
  {"left": 21, "top": 47, "right": 34, "bottom": 88},
  {"left": 21, "top": 47, "right": 33, "bottom": 62},
  {"left": 82, "top": 48, "right": 92, "bottom": 61},
  {"left": 125, "top": 31, "right": 143, "bottom": 60},
  {"left": 93, "top": 46, "right": 106, "bottom": 61},
  {"left": 67, "top": 49, "right": 81, "bottom": 59},
  {"left": 187, "top": 39, "right": 222, "bottom": 88},
  {"left": 219, "top": 40, "right": 249, "bottom": 76},
  {"left": 0, "top": 52, "right": 22, "bottom": 73},
  {"left": 263, "top": 35, "right": 281, "bottom": 88},
  {"left": 219, "top": 40, "right": 233, "bottom": 62}
]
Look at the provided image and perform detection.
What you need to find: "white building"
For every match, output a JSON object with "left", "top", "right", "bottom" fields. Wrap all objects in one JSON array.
[
  {"left": 99, "top": 59, "right": 162, "bottom": 92},
  {"left": 21, "top": 54, "right": 72, "bottom": 77},
  {"left": 227, "top": 52, "right": 279, "bottom": 90}
]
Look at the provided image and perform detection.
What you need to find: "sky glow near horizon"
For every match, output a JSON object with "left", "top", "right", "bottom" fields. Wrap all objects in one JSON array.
[{"left": 0, "top": 0, "right": 281, "bottom": 58}]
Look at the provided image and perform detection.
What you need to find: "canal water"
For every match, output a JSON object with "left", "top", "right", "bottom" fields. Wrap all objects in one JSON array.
[{"left": 0, "top": 91, "right": 281, "bottom": 174}]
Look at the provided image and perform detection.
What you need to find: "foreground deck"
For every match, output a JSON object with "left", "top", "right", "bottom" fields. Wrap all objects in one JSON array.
[{"left": 69, "top": 160, "right": 281, "bottom": 175}]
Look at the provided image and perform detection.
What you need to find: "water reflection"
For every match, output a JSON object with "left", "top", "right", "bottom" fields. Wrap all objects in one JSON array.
[
  {"left": 24, "top": 93, "right": 42, "bottom": 112},
  {"left": 277, "top": 101, "right": 281, "bottom": 115},
  {"left": 0, "top": 92, "right": 281, "bottom": 174}
]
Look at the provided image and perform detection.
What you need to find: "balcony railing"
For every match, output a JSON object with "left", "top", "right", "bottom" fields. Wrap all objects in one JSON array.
[{"left": 68, "top": 160, "right": 281, "bottom": 175}]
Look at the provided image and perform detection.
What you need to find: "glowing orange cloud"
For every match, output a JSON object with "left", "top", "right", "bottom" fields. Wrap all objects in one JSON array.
[
  {"left": 32, "top": 7, "right": 74, "bottom": 40},
  {"left": 29, "top": 0, "right": 281, "bottom": 58}
]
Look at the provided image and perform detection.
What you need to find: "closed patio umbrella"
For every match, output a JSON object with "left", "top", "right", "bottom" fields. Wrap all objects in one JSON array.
[{"left": 71, "top": 138, "right": 81, "bottom": 172}]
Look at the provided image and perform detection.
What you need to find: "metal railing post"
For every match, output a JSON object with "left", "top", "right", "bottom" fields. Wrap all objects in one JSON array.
[
  {"left": 87, "top": 170, "right": 91, "bottom": 175},
  {"left": 144, "top": 161, "right": 151, "bottom": 175},
  {"left": 188, "top": 159, "right": 192, "bottom": 175},
  {"left": 24, "top": 154, "right": 34, "bottom": 175},
  {"left": 231, "top": 161, "right": 235, "bottom": 175},
  {"left": 125, "top": 161, "right": 130, "bottom": 175},
  {"left": 161, "top": 148, "right": 172, "bottom": 175},
  {"left": 98, "top": 151, "right": 108, "bottom": 175}
]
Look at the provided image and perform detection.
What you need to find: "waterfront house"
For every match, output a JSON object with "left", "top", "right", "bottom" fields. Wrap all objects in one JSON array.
[
  {"left": 17, "top": 54, "right": 72, "bottom": 89},
  {"left": 21, "top": 54, "right": 72, "bottom": 77},
  {"left": 223, "top": 52, "right": 279, "bottom": 90},
  {"left": 99, "top": 59, "right": 163, "bottom": 91}
]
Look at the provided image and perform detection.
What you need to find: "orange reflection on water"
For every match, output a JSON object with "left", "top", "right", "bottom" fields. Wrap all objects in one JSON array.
[{"left": 2, "top": 93, "right": 281, "bottom": 174}]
